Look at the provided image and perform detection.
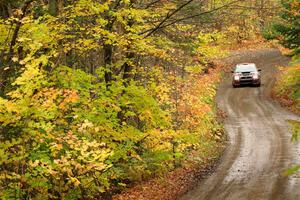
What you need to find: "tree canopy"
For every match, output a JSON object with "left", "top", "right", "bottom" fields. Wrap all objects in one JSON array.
[
  {"left": 264, "top": 0, "right": 300, "bottom": 55},
  {"left": 0, "top": 0, "right": 282, "bottom": 199}
]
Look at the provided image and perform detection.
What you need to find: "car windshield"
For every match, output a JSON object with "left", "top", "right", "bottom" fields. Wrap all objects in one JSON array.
[{"left": 235, "top": 65, "right": 257, "bottom": 72}]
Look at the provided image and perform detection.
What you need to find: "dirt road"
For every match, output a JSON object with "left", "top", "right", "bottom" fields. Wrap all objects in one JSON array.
[{"left": 180, "top": 49, "right": 300, "bottom": 200}]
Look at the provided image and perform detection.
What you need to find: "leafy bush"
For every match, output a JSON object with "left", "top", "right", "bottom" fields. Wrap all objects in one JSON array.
[
  {"left": 274, "top": 61, "right": 300, "bottom": 113},
  {"left": 0, "top": 1, "right": 225, "bottom": 199},
  {"left": 0, "top": 59, "right": 223, "bottom": 199}
]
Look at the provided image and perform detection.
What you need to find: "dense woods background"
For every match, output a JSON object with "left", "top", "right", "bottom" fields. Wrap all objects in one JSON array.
[{"left": 0, "top": 0, "right": 298, "bottom": 199}]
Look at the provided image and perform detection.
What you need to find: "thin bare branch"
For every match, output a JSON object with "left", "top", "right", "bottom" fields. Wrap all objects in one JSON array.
[
  {"left": 144, "top": 0, "right": 161, "bottom": 9},
  {"left": 141, "top": 0, "right": 241, "bottom": 37},
  {"left": 141, "top": 0, "right": 195, "bottom": 37}
]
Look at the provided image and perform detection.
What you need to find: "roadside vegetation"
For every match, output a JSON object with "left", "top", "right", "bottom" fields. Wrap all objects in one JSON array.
[
  {"left": 273, "top": 63, "right": 300, "bottom": 114},
  {"left": 265, "top": 0, "right": 299, "bottom": 112},
  {"left": 265, "top": 0, "right": 300, "bottom": 115},
  {"left": 265, "top": 0, "right": 300, "bottom": 175},
  {"left": 0, "top": 0, "right": 281, "bottom": 199}
]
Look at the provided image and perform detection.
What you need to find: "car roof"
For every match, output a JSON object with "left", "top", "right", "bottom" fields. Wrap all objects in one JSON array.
[
  {"left": 236, "top": 63, "right": 256, "bottom": 67},
  {"left": 234, "top": 63, "right": 257, "bottom": 72}
]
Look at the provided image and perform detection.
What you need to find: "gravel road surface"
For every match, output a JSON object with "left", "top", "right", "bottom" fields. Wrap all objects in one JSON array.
[{"left": 180, "top": 49, "right": 300, "bottom": 200}]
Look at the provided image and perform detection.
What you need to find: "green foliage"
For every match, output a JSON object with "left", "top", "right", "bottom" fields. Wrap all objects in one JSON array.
[
  {"left": 284, "top": 164, "right": 300, "bottom": 176},
  {"left": 0, "top": 63, "right": 222, "bottom": 198},
  {"left": 285, "top": 120, "right": 300, "bottom": 176},
  {"left": 0, "top": 0, "right": 231, "bottom": 199},
  {"left": 0, "top": 63, "right": 170, "bottom": 198},
  {"left": 191, "top": 31, "right": 227, "bottom": 70},
  {"left": 264, "top": 1, "right": 300, "bottom": 55},
  {"left": 290, "top": 120, "right": 300, "bottom": 142}
]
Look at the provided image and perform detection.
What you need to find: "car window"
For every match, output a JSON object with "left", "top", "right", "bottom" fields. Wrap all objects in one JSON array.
[{"left": 235, "top": 65, "right": 257, "bottom": 72}]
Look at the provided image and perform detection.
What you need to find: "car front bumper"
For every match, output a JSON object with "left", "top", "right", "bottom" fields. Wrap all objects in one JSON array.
[{"left": 232, "top": 78, "right": 260, "bottom": 86}]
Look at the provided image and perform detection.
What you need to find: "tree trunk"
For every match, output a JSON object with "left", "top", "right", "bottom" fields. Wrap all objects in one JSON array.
[
  {"left": 0, "top": 2, "right": 11, "bottom": 18},
  {"left": 122, "top": 52, "right": 135, "bottom": 85},
  {"left": 103, "top": 22, "right": 114, "bottom": 87},
  {"left": 49, "top": 0, "right": 59, "bottom": 16},
  {"left": 0, "top": 0, "right": 34, "bottom": 94}
]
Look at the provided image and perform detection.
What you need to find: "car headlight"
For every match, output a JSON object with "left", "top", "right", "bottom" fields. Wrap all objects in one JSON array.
[
  {"left": 234, "top": 75, "right": 240, "bottom": 81},
  {"left": 252, "top": 73, "right": 259, "bottom": 79}
]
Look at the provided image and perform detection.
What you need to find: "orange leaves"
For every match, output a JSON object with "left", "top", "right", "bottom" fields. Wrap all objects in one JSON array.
[
  {"left": 32, "top": 87, "right": 79, "bottom": 111},
  {"left": 59, "top": 89, "right": 79, "bottom": 110},
  {"left": 290, "top": 2, "right": 300, "bottom": 16},
  {"left": 176, "top": 68, "right": 221, "bottom": 131},
  {"left": 33, "top": 87, "right": 60, "bottom": 109},
  {"left": 295, "top": 65, "right": 300, "bottom": 71},
  {"left": 277, "top": 45, "right": 293, "bottom": 56}
]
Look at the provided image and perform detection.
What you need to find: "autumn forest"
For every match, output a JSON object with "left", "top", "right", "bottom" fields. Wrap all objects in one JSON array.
[{"left": 0, "top": 0, "right": 299, "bottom": 199}]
